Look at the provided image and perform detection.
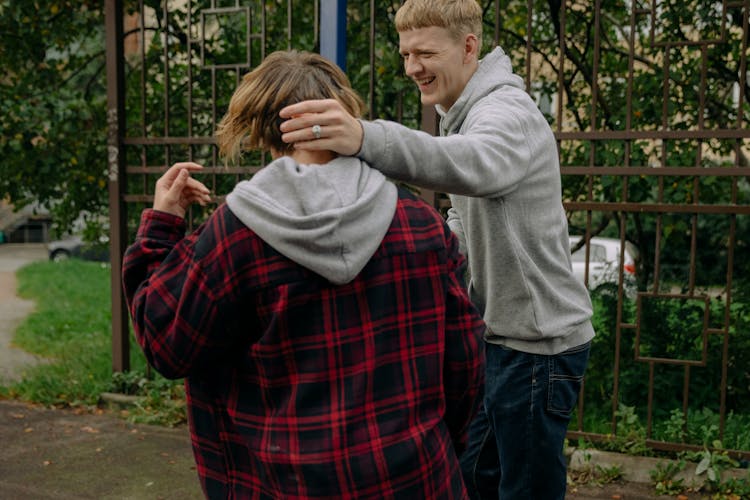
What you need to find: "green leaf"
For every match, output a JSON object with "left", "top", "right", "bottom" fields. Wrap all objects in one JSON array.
[{"left": 696, "top": 456, "right": 710, "bottom": 476}]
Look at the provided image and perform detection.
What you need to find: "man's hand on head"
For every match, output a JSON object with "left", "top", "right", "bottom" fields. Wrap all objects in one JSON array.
[{"left": 279, "top": 99, "right": 364, "bottom": 156}]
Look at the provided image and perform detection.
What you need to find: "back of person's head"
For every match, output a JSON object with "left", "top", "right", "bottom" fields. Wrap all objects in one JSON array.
[
  {"left": 216, "top": 50, "right": 365, "bottom": 162},
  {"left": 395, "top": 0, "right": 483, "bottom": 43}
]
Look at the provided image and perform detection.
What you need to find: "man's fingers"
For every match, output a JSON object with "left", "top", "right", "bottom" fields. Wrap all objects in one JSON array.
[
  {"left": 281, "top": 128, "right": 325, "bottom": 146},
  {"left": 279, "top": 114, "right": 327, "bottom": 135},
  {"left": 279, "top": 99, "right": 335, "bottom": 119}
]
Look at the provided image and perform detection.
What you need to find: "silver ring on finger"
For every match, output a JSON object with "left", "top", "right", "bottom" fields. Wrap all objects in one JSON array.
[{"left": 312, "top": 124, "right": 322, "bottom": 140}]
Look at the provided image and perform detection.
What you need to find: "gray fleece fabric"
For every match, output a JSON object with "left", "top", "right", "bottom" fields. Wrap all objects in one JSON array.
[
  {"left": 225, "top": 156, "right": 397, "bottom": 285},
  {"left": 358, "top": 47, "right": 594, "bottom": 355}
]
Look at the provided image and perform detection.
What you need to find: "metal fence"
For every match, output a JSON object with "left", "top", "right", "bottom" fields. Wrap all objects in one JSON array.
[{"left": 105, "top": 0, "right": 750, "bottom": 458}]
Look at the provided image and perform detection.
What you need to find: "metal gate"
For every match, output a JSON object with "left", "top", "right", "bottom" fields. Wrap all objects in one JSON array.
[{"left": 105, "top": 0, "right": 750, "bottom": 458}]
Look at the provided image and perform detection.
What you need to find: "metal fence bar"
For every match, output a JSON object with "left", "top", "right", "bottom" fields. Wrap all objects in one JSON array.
[{"left": 105, "top": 0, "right": 129, "bottom": 372}]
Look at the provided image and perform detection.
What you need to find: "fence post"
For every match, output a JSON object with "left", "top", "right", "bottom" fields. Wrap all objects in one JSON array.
[
  {"left": 105, "top": 0, "right": 130, "bottom": 372},
  {"left": 320, "top": 0, "right": 347, "bottom": 70}
]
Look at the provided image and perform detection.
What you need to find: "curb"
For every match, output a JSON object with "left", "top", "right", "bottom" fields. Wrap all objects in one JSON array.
[
  {"left": 568, "top": 448, "right": 748, "bottom": 488},
  {"left": 97, "top": 391, "right": 142, "bottom": 410}
]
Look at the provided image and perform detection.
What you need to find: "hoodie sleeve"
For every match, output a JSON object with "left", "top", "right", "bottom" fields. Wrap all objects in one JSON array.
[
  {"left": 445, "top": 207, "right": 467, "bottom": 258},
  {"left": 358, "top": 90, "right": 542, "bottom": 199},
  {"left": 440, "top": 222, "right": 485, "bottom": 453}
]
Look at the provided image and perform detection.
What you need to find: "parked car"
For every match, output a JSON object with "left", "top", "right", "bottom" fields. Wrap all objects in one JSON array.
[
  {"left": 569, "top": 236, "right": 639, "bottom": 297},
  {"left": 48, "top": 235, "right": 110, "bottom": 262}
]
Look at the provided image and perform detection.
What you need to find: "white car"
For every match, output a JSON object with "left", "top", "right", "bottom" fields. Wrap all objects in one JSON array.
[{"left": 569, "top": 236, "right": 638, "bottom": 297}]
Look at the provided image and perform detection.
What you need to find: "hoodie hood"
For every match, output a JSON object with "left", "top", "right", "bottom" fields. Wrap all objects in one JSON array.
[
  {"left": 437, "top": 46, "right": 525, "bottom": 135},
  {"left": 226, "top": 156, "right": 398, "bottom": 285}
]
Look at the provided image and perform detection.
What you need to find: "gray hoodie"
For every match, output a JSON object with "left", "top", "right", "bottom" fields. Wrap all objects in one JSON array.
[
  {"left": 358, "top": 47, "right": 594, "bottom": 355},
  {"left": 225, "top": 156, "right": 397, "bottom": 285}
]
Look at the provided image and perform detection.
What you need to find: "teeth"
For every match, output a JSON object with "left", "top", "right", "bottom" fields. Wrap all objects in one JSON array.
[{"left": 417, "top": 77, "right": 434, "bottom": 85}]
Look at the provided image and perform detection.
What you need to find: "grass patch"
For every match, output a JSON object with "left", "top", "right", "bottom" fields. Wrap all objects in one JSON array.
[{"left": 0, "top": 260, "right": 186, "bottom": 426}]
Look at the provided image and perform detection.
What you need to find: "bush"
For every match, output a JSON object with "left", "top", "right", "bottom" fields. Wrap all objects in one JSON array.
[{"left": 580, "top": 286, "right": 750, "bottom": 450}]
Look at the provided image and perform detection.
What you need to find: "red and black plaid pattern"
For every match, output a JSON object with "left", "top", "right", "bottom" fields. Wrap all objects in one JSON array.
[{"left": 123, "top": 187, "right": 485, "bottom": 499}]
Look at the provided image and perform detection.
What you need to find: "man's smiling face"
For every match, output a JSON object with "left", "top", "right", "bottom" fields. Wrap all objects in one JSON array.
[{"left": 399, "top": 26, "right": 478, "bottom": 111}]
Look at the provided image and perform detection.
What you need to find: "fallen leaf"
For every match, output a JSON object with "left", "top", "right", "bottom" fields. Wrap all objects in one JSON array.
[
  {"left": 80, "top": 426, "right": 100, "bottom": 434},
  {"left": 24, "top": 427, "right": 33, "bottom": 433}
]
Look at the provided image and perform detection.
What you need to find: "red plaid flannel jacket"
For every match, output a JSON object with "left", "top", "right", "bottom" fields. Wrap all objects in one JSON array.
[{"left": 122, "top": 188, "right": 485, "bottom": 499}]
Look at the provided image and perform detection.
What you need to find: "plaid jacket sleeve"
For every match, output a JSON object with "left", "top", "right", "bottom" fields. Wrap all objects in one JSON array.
[
  {"left": 122, "top": 208, "right": 248, "bottom": 379},
  {"left": 440, "top": 217, "right": 486, "bottom": 453}
]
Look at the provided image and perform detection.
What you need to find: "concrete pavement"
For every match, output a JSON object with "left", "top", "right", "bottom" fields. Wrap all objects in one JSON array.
[{"left": 0, "top": 399, "right": 202, "bottom": 499}]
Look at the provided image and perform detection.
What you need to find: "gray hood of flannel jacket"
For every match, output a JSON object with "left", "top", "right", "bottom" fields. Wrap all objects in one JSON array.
[{"left": 225, "top": 155, "right": 398, "bottom": 285}]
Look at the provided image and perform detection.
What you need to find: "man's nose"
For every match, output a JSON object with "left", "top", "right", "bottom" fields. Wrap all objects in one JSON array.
[{"left": 404, "top": 56, "right": 421, "bottom": 76}]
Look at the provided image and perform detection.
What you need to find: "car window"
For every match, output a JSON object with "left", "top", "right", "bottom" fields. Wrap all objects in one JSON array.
[
  {"left": 571, "top": 243, "right": 607, "bottom": 262},
  {"left": 590, "top": 244, "right": 607, "bottom": 262}
]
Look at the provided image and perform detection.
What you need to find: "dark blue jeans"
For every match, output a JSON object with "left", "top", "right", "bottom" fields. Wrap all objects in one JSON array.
[{"left": 459, "top": 341, "right": 591, "bottom": 500}]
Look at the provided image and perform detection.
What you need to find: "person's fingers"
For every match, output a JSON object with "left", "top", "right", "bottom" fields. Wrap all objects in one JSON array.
[
  {"left": 185, "top": 177, "right": 210, "bottom": 194},
  {"left": 279, "top": 114, "right": 327, "bottom": 137},
  {"left": 184, "top": 187, "right": 212, "bottom": 205},
  {"left": 279, "top": 99, "right": 335, "bottom": 119},
  {"left": 281, "top": 118, "right": 347, "bottom": 145},
  {"left": 287, "top": 118, "right": 363, "bottom": 156},
  {"left": 170, "top": 161, "right": 205, "bottom": 172},
  {"left": 168, "top": 169, "right": 190, "bottom": 199},
  {"left": 156, "top": 162, "right": 204, "bottom": 190}
]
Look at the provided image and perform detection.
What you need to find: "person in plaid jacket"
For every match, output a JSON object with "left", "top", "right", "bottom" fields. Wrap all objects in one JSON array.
[{"left": 122, "top": 50, "right": 485, "bottom": 499}]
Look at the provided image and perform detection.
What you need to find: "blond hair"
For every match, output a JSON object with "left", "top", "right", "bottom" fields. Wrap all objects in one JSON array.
[
  {"left": 395, "top": 0, "right": 483, "bottom": 43},
  {"left": 216, "top": 50, "right": 365, "bottom": 162}
]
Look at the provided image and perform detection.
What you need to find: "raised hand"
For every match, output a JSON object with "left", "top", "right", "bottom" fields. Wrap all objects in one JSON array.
[{"left": 153, "top": 162, "right": 212, "bottom": 218}]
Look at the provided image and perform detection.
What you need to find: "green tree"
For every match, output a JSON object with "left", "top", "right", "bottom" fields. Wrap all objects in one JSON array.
[{"left": 0, "top": 1, "right": 108, "bottom": 234}]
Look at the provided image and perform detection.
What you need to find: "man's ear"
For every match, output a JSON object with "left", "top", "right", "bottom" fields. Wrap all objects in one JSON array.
[{"left": 464, "top": 33, "right": 480, "bottom": 63}]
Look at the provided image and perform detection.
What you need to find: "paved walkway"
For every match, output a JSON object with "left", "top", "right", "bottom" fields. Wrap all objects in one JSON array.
[
  {"left": 0, "top": 244, "right": 47, "bottom": 384},
  {"left": 0, "top": 243, "right": 714, "bottom": 499}
]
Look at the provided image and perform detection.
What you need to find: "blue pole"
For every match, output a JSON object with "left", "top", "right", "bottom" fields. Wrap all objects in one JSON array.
[{"left": 320, "top": 0, "right": 347, "bottom": 71}]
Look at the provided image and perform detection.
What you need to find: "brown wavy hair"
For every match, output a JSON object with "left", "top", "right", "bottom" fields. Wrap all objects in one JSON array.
[{"left": 215, "top": 50, "right": 365, "bottom": 163}]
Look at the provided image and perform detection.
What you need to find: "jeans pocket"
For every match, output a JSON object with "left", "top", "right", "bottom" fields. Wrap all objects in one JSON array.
[{"left": 547, "top": 342, "right": 591, "bottom": 416}]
